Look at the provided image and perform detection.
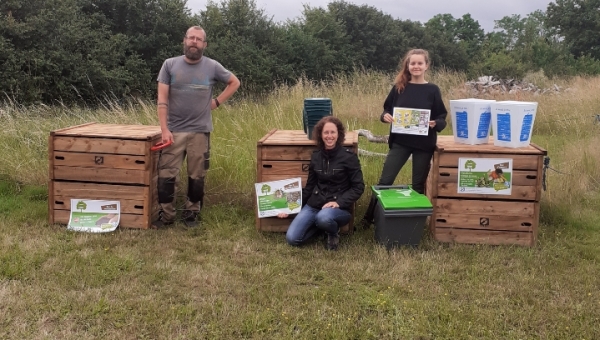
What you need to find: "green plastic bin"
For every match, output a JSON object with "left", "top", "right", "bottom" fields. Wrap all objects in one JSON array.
[{"left": 372, "top": 185, "right": 433, "bottom": 248}]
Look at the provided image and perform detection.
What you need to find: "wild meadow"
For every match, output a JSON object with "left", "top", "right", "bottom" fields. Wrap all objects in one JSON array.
[{"left": 0, "top": 71, "right": 599, "bottom": 339}]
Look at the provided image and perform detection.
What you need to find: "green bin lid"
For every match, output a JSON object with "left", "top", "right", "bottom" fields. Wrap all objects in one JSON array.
[{"left": 373, "top": 187, "right": 432, "bottom": 210}]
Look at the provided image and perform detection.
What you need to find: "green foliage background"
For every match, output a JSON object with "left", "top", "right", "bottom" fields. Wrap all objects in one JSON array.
[{"left": 1, "top": 0, "right": 600, "bottom": 104}]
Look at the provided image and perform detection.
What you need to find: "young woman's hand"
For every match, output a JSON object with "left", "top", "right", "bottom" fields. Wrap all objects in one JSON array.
[
  {"left": 429, "top": 120, "right": 437, "bottom": 128},
  {"left": 382, "top": 113, "right": 394, "bottom": 123},
  {"left": 277, "top": 213, "right": 289, "bottom": 218}
]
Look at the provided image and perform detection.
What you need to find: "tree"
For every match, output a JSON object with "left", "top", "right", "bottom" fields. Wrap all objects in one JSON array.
[
  {"left": 297, "top": 5, "right": 357, "bottom": 78},
  {"left": 79, "top": 0, "right": 194, "bottom": 97},
  {"left": 0, "top": 0, "right": 194, "bottom": 104},
  {"left": 547, "top": 0, "right": 600, "bottom": 59},
  {"left": 424, "top": 13, "right": 483, "bottom": 62},
  {"left": 0, "top": 0, "right": 138, "bottom": 103},
  {"left": 326, "top": 1, "right": 420, "bottom": 72},
  {"left": 423, "top": 14, "right": 472, "bottom": 71},
  {"left": 196, "top": 0, "right": 287, "bottom": 93}
]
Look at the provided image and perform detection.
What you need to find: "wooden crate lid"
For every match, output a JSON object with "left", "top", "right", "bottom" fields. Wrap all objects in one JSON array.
[
  {"left": 51, "top": 122, "right": 161, "bottom": 140},
  {"left": 436, "top": 135, "right": 547, "bottom": 155},
  {"left": 258, "top": 129, "right": 358, "bottom": 146}
]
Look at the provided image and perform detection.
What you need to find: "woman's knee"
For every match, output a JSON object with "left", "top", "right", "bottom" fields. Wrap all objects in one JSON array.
[{"left": 286, "top": 233, "right": 302, "bottom": 246}]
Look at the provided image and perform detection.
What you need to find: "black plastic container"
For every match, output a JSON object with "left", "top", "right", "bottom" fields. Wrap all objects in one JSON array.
[{"left": 372, "top": 185, "right": 433, "bottom": 249}]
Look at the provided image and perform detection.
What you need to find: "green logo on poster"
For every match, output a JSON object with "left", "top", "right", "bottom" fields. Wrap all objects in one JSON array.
[
  {"left": 464, "top": 160, "right": 476, "bottom": 171},
  {"left": 261, "top": 184, "right": 271, "bottom": 195},
  {"left": 76, "top": 201, "right": 87, "bottom": 212}
]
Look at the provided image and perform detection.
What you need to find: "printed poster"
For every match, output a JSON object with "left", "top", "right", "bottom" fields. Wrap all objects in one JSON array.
[
  {"left": 391, "top": 107, "right": 431, "bottom": 136},
  {"left": 67, "top": 199, "right": 120, "bottom": 233},
  {"left": 255, "top": 178, "right": 302, "bottom": 218},
  {"left": 458, "top": 158, "right": 513, "bottom": 195}
]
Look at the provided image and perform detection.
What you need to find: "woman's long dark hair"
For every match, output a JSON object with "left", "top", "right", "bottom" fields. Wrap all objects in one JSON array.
[{"left": 312, "top": 116, "right": 345, "bottom": 150}]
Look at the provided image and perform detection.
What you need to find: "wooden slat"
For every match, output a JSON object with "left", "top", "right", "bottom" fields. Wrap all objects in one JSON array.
[
  {"left": 52, "top": 151, "right": 148, "bottom": 170},
  {"left": 436, "top": 168, "right": 540, "bottom": 186},
  {"left": 53, "top": 196, "right": 146, "bottom": 215},
  {"left": 257, "top": 216, "right": 291, "bottom": 232},
  {"left": 260, "top": 161, "right": 311, "bottom": 177},
  {"left": 53, "top": 181, "right": 147, "bottom": 200},
  {"left": 52, "top": 123, "right": 161, "bottom": 140},
  {"left": 437, "top": 152, "right": 541, "bottom": 170},
  {"left": 433, "top": 213, "right": 535, "bottom": 232},
  {"left": 53, "top": 166, "right": 148, "bottom": 185},
  {"left": 436, "top": 135, "right": 545, "bottom": 155},
  {"left": 434, "top": 198, "right": 535, "bottom": 216},
  {"left": 532, "top": 200, "right": 540, "bottom": 245},
  {"left": 48, "top": 134, "right": 55, "bottom": 225},
  {"left": 435, "top": 227, "right": 533, "bottom": 246},
  {"left": 148, "top": 144, "right": 160, "bottom": 222},
  {"left": 436, "top": 182, "right": 537, "bottom": 200},
  {"left": 53, "top": 209, "right": 148, "bottom": 229},
  {"left": 529, "top": 143, "right": 548, "bottom": 155},
  {"left": 257, "top": 128, "right": 278, "bottom": 145},
  {"left": 258, "top": 130, "right": 357, "bottom": 161},
  {"left": 259, "top": 130, "right": 357, "bottom": 146},
  {"left": 51, "top": 122, "right": 96, "bottom": 135},
  {"left": 260, "top": 145, "right": 316, "bottom": 161},
  {"left": 52, "top": 137, "right": 148, "bottom": 155},
  {"left": 261, "top": 174, "right": 309, "bottom": 184}
]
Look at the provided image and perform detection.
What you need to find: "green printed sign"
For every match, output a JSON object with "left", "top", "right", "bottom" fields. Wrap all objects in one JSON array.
[
  {"left": 67, "top": 199, "right": 120, "bottom": 233},
  {"left": 458, "top": 158, "right": 513, "bottom": 195},
  {"left": 255, "top": 178, "right": 302, "bottom": 218}
]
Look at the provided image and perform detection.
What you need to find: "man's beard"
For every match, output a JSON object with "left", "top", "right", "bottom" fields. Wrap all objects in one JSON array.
[{"left": 184, "top": 45, "right": 203, "bottom": 60}]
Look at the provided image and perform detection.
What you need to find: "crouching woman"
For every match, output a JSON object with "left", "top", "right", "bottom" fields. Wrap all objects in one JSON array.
[{"left": 278, "top": 116, "right": 365, "bottom": 250}]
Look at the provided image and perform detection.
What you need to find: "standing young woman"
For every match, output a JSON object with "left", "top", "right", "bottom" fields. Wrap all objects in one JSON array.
[
  {"left": 361, "top": 49, "right": 448, "bottom": 228},
  {"left": 278, "top": 116, "right": 365, "bottom": 250}
]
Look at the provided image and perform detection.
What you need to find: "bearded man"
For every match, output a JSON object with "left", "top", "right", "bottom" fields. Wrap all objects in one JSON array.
[{"left": 154, "top": 26, "right": 240, "bottom": 228}]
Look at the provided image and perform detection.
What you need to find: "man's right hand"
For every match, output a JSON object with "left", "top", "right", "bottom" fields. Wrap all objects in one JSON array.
[{"left": 161, "top": 130, "right": 174, "bottom": 144}]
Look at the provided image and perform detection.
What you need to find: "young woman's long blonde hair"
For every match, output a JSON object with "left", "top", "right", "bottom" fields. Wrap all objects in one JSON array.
[{"left": 393, "top": 49, "right": 430, "bottom": 93}]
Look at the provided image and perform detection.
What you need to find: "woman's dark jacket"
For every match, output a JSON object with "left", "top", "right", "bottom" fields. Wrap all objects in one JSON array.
[{"left": 302, "top": 145, "right": 365, "bottom": 211}]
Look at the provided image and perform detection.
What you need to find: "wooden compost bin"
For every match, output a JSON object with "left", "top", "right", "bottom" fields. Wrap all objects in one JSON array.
[
  {"left": 256, "top": 129, "right": 359, "bottom": 234},
  {"left": 48, "top": 123, "right": 162, "bottom": 229},
  {"left": 426, "top": 135, "right": 547, "bottom": 246}
]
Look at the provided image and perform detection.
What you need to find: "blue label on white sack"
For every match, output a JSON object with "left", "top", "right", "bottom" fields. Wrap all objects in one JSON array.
[
  {"left": 456, "top": 111, "right": 468, "bottom": 138},
  {"left": 520, "top": 114, "right": 533, "bottom": 142},
  {"left": 497, "top": 113, "right": 511, "bottom": 141},
  {"left": 477, "top": 112, "right": 491, "bottom": 138}
]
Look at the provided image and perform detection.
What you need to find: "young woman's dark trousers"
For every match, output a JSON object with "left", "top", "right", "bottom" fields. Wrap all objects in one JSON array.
[{"left": 362, "top": 143, "right": 433, "bottom": 223}]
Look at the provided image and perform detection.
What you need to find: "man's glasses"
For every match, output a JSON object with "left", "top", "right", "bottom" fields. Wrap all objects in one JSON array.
[{"left": 186, "top": 36, "right": 206, "bottom": 43}]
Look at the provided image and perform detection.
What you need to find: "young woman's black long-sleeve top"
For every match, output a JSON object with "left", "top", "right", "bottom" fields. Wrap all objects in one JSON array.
[{"left": 380, "top": 83, "right": 448, "bottom": 151}]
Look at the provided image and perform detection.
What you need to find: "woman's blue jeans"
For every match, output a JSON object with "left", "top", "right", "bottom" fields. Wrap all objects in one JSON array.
[{"left": 285, "top": 205, "right": 351, "bottom": 246}]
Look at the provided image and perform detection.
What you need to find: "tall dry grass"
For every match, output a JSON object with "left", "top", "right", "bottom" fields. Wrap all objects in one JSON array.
[{"left": 1, "top": 70, "right": 599, "bottom": 213}]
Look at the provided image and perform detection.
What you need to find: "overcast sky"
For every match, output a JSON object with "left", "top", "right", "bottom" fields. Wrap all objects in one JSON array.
[{"left": 186, "top": 0, "right": 552, "bottom": 32}]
